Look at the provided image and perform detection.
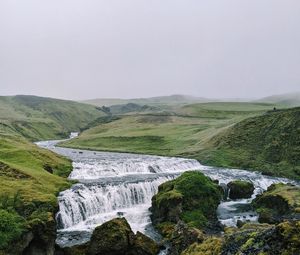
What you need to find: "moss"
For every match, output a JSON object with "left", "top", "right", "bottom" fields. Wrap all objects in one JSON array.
[
  {"left": 182, "top": 237, "right": 223, "bottom": 255},
  {"left": 252, "top": 184, "right": 300, "bottom": 223},
  {"left": 0, "top": 209, "right": 25, "bottom": 249},
  {"left": 228, "top": 180, "right": 254, "bottom": 199},
  {"left": 156, "top": 222, "right": 175, "bottom": 239},
  {"left": 151, "top": 171, "right": 222, "bottom": 229}
]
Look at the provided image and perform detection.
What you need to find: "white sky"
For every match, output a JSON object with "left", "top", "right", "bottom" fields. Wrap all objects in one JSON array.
[{"left": 0, "top": 0, "right": 299, "bottom": 100}]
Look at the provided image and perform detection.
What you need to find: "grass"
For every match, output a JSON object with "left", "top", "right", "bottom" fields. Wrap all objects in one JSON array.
[
  {"left": 0, "top": 95, "right": 106, "bottom": 250},
  {"left": 61, "top": 102, "right": 276, "bottom": 154},
  {"left": 0, "top": 132, "right": 72, "bottom": 250},
  {"left": 61, "top": 103, "right": 300, "bottom": 179},
  {"left": 0, "top": 95, "right": 106, "bottom": 141},
  {"left": 197, "top": 107, "right": 300, "bottom": 179}
]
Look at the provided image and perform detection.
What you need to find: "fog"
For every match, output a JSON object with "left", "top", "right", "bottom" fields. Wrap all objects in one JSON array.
[{"left": 0, "top": 0, "right": 299, "bottom": 100}]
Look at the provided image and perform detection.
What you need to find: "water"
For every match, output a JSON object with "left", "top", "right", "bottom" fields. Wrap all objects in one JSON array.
[{"left": 36, "top": 139, "right": 299, "bottom": 248}]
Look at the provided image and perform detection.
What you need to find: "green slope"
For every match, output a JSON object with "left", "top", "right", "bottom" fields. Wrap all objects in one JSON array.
[
  {"left": 0, "top": 95, "right": 107, "bottom": 251},
  {"left": 0, "top": 95, "right": 106, "bottom": 141},
  {"left": 197, "top": 107, "right": 300, "bottom": 179},
  {"left": 60, "top": 102, "right": 275, "bottom": 158}
]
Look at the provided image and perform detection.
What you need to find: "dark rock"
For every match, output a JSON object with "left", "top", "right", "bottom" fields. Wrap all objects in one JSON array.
[
  {"left": 129, "top": 231, "right": 159, "bottom": 255},
  {"left": 227, "top": 180, "right": 254, "bottom": 199},
  {"left": 43, "top": 164, "right": 53, "bottom": 174},
  {"left": 252, "top": 183, "right": 300, "bottom": 224},
  {"left": 88, "top": 218, "right": 134, "bottom": 255},
  {"left": 87, "top": 218, "right": 158, "bottom": 255}
]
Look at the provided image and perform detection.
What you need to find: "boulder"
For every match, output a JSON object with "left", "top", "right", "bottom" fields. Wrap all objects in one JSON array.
[
  {"left": 87, "top": 218, "right": 158, "bottom": 255},
  {"left": 252, "top": 183, "right": 300, "bottom": 224},
  {"left": 221, "top": 221, "right": 300, "bottom": 255},
  {"left": 227, "top": 180, "right": 254, "bottom": 199},
  {"left": 129, "top": 231, "right": 159, "bottom": 255},
  {"left": 151, "top": 171, "right": 223, "bottom": 230}
]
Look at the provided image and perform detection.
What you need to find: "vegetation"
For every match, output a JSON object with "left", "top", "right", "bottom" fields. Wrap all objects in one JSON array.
[
  {"left": 252, "top": 183, "right": 300, "bottom": 223},
  {"left": 198, "top": 107, "right": 300, "bottom": 179},
  {"left": 59, "top": 102, "right": 300, "bottom": 179},
  {"left": 0, "top": 95, "right": 107, "bottom": 251},
  {"left": 61, "top": 102, "right": 275, "bottom": 156},
  {"left": 0, "top": 95, "right": 106, "bottom": 141},
  {"left": 0, "top": 133, "right": 72, "bottom": 250},
  {"left": 151, "top": 171, "right": 222, "bottom": 229}
]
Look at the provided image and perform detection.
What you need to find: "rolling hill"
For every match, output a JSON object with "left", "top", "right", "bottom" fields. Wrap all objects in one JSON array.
[
  {"left": 196, "top": 107, "right": 300, "bottom": 179},
  {"left": 60, "top": 102, "right": 275, "bottom": 161},
  {"left": 83, "top": 94, "right": 213, "bottom": 107},
  {"left": 0, "top": 95, "right": 107, "bottom": 141}
]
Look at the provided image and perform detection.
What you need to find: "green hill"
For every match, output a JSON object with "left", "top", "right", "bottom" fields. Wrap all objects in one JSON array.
[
  {"left": 0, "top": 95, "right": 106, "bottom": 141},
  {"left": 197, "top": 107, "right": 300, "bottom": 179},
  {"left": 0, "top": 95, "right": 107, "bottom": 251},
  {"left": 60, "top": 102, "right": 275, "bottom": 159}
]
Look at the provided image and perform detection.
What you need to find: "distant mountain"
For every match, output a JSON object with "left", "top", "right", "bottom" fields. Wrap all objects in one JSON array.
[
  {"left": 108, "top": 103, "right": 162, "bottom": 115},
  {"left": 83, "top": 94, "right": 213, "bottom": 107},
  {"left": 256, "top": 92, "right": 300, "bottom": 107},
  {"left": 0, "top": 95, "right": 106, "bottom": 140}
]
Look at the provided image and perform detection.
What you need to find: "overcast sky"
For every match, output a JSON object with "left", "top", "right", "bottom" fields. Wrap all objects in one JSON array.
[{"left": 0, "top": 0, "right": 299, "bottom": 100}]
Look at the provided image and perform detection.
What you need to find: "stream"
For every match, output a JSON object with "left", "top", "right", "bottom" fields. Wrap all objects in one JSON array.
[{"left": 36, "top": 137, "right": 299, "bottom": 249}]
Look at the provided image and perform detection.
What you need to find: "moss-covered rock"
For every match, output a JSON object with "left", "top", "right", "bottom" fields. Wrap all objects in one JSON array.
[
  {"left": 87, "top": 218, "right": 134, "bottom": 255},
  {"left": 182, "top": 237, "right": 223, "bottom": 255},
  {"left": 87, "top": 218, "right": 158, "bottom": 255},
  {"left": 221, "top": 221, "right": 300, "bottom": 255},
  {"left": 167, "top": 221, "right": 204, "bottom": 255},
  {"left": 129, "top": 231, "right": 159, "bottom": 255},
  {"left": 252, "top": 183, "right": 300, "bottom": 224},
  {"left": 227, "top": 180, "right": 254, "bottom": 199},
  {"left": 151, "top": 171, "right": 223, "bottom": 230}
]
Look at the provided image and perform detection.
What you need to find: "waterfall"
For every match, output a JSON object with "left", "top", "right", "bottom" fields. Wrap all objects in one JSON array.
[
  {"left": 56, "top": 177, "right": 172, "bottom": 230},
  {"left": 35, "top": 140, "right": 299, "bottom": 248},
  {"left": 69, "top": 156, "right": 202, "bottom": 180}
]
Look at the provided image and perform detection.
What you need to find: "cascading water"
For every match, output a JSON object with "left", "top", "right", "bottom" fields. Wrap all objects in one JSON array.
[{"left": 36, "top": 139, "right": 299, "bottom": 249}]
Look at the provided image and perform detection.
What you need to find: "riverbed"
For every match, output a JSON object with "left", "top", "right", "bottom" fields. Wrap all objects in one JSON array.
[{"left": 36, "top": 139, "right": 298, "bottom": 248}]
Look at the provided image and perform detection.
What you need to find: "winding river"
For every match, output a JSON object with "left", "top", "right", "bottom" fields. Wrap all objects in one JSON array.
[{"left": 36, "top": 137, "right": 299, "bottom": 249}]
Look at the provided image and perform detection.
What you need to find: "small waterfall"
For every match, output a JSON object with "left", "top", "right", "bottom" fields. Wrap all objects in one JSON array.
[
  {"left": 57, "top": 177, "right": 172, "bottom": 230},
  {"left": 69, "top": 156, "right": 202, "bottom": 180}
]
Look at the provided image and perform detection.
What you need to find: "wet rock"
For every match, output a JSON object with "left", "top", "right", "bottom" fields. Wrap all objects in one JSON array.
[
  {"left": 87, "top": 218, "right": 134, "bottom": 255},
  {"left": 252, "top": 183, "right": 300, "bottom": 224},
  {"left": 87, "top": 218, "right": 159, "bottom": 255},
  {"left": 129, "top": 231, "right": 159, "bottom": 255},
  {"left": 227, "top": 180, "right": 254, "bottom": 199}
]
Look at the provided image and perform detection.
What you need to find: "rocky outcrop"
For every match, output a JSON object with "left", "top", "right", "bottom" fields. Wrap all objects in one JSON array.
[
  {"left": 7, "top": 215, "right": 57, "bottom": 255},
  {"left": 221, "top": 221, "right": 300, "bottom": 255},
  {"left": 227, "top": 180, "right": 254, "bottom": 199},
  {"left": 57, "top": 218, "right": 159, "bottom": 255},
  {"left": 150, "top": 171, "right": 223, "bottom": 255},
  {"left": 252, "top": 183, "right": 300, "bottom": 224},
  {"left": 151, "top": 171, "right": 223, "bottom": 230}
]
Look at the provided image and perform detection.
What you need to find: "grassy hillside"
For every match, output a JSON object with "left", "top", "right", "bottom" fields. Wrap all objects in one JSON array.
[
  {"left": 0, "top": 132, "right": 72, "bottom": 250},
  {"left": 60, "top": 102, "right": 275, "bottom": 158},
  {"left": 196, "top": 107, "right": 300, "bottom": 179},
  {"left": 0, "top": 95, "right": 106, "bottom": 141},
  {"left": 0, "top": 95, "right": 108, "bottom": 251}
]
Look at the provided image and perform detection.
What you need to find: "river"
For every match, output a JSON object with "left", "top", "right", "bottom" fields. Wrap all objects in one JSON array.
[{"left": 36, "top": 138, "right": 299, "bottom": 249}]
